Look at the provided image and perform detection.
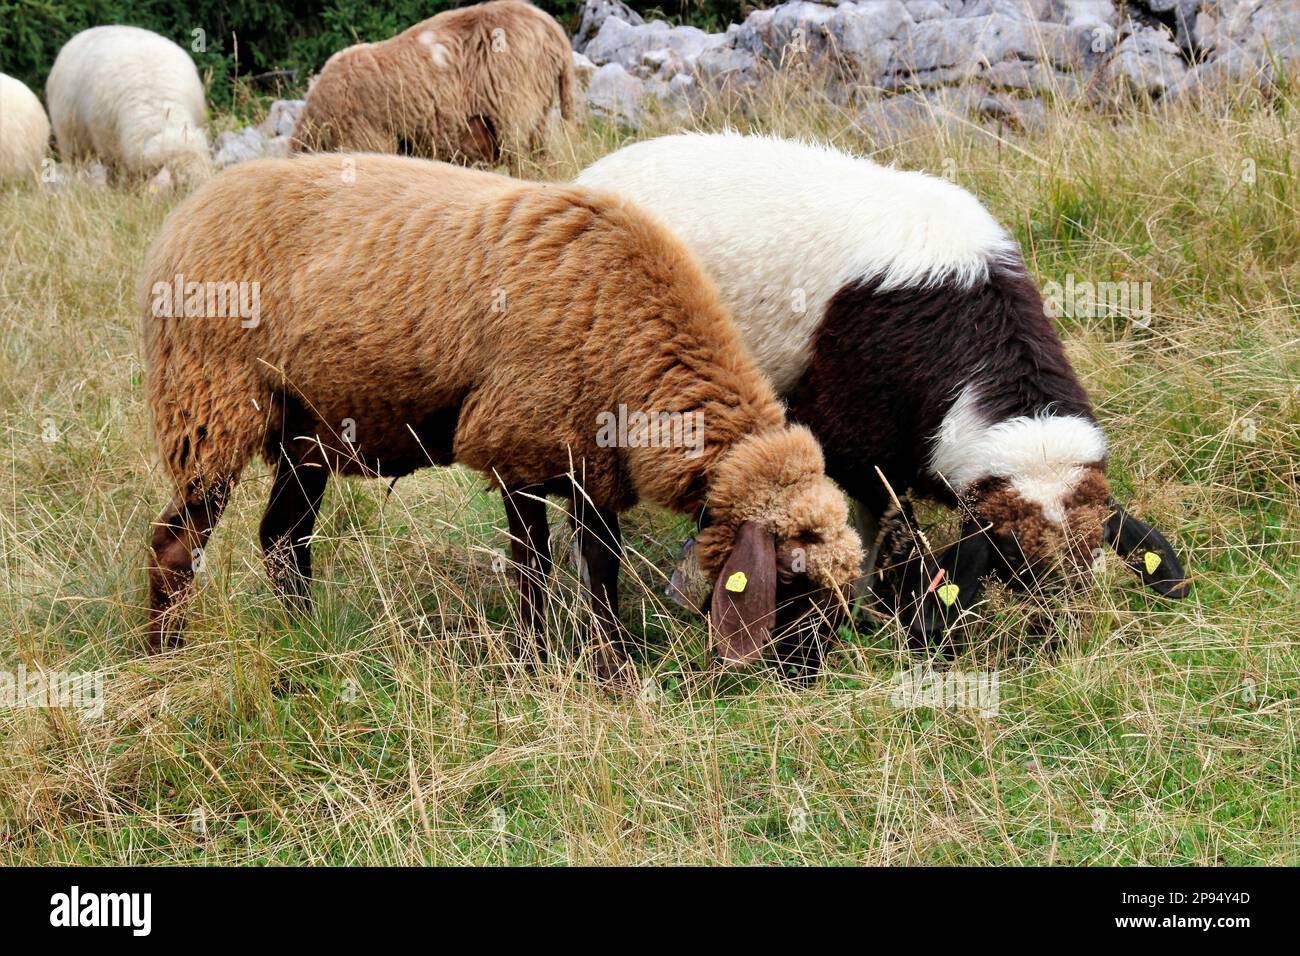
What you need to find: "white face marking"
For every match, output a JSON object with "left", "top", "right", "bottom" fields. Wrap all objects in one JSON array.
[
  {"left": 1011, "top": 466, "right": 1088, "bottom": 524},
  {"left": 930, "top": 384, "right": 1107, "bottom": 522},
  {"left": 576, "top": 132, "right": 1019, "bottom": 395}
]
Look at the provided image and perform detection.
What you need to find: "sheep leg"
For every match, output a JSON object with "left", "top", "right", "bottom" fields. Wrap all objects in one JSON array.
[
  {"left": 774, "top": 606, "right": 833, "bottom": 686},
  {"left": 457, "top": 116, "right": 499, "bottom": 166},
  {"left": 570, "top": 495, "right": 628, "bottom": 682},
  {"left": 852, "top": 500, "right": 883, "bottom": 593},
  {"left": 147, "top": 478, "right": 235, "bottom": 651},
  {"left": 502, "top": 485, "right": 552, "bottom": 662},
  {"left": 260, "top": 455, "right": 328, "bottom": 609}
]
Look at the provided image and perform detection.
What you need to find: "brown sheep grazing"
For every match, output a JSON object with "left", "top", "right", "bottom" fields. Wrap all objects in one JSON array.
[
  {"left": 141, "top": 153, "right": 862, "bottom": 682},
  {"left": 291, "top": 1, "right": 575, "bottom": 167}
]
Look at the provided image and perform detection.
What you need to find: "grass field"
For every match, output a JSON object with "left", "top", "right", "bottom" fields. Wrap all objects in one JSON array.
[{"left": 1, "top": 78, "right": 1297, "bottom": 865}]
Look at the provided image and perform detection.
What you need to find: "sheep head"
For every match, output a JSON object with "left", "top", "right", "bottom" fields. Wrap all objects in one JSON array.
[
  {"left": 886, "top": 461, "right": 1189, "bottom": 645},
  {"left": 694, "top": 426, "right": 862, "bottom": 669},
  {"left": 966, "top": 463, "right": 1113, "bottom": 579}
]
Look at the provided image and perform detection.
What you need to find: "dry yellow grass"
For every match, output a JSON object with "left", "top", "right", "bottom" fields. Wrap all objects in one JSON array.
[{"left": 0, "top": 74, "right": 1296, "bottom": 864}]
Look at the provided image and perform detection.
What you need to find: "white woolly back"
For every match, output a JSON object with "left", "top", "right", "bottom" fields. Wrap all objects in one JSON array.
[
  {"left": 0, "top": 73, "right": 50, "bottom": 181},
  {"left": 46, "top": 26, "right": 209, "bottom": 178},
  {"left": 930, "top": 385, "right": 1108, "bottom": 522},
  {"left": 577, "top": 131, "right": 1019, "bottom": 392}
]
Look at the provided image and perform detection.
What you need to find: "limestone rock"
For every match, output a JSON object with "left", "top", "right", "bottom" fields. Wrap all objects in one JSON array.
[
  {"left": 573, "top": 0, "right": 644, "bottom": 53},
  {"left": 586, "top": 62, "right": 651, "bottom": 125},
  {"left": 1105, "top": 23, "right": 1188, "bottom": 95}
]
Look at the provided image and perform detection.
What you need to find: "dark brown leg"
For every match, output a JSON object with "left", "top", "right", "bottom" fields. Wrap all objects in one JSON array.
[
  {"left": 851, "top": 499, "right": 882, "bottom": 600},
  {"left": 260, "top": 454, "right": 328, "bottom": 608},
  {"left": 570, "top": 492, "right": 628, "bottom": 682},
  {"left": 147, "top": 478, "right": 235, "bottom": 651},
  {"left": 502, "top": 485, "right": 551, "bottom": 661},
  {"left": 773, "top": 588, "right": 840, "bottom": 685},
  {"left": 774, "top": 631, "right": 829, "bottom": 686},
  {"left": 458, "top": 115, "right": 499, "bottom": 166}
]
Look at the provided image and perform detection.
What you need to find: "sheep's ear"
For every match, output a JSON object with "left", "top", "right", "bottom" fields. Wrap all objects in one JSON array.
[
  {"left": 896, "top": 522, "right": 996, "bottom": 646},
  {"left": 1105, "top": 502, "right": 1190, "bottom": 598},
  {"left": 710, "top": 521, "right": 777, "bottom": 667}
]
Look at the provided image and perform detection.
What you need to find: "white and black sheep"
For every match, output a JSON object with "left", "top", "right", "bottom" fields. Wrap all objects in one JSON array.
[
  {"left": 141, "top": 153, "right": 862, "bottom": 679},
  {"left": 46, "top": 26, "right": 211, "bottom": 184},
  {"left": 578, "top": 132, "right": 1189, "bottom": 643},
  {"left": 0, "top": 73, "right": 50, "bottom": 182}
]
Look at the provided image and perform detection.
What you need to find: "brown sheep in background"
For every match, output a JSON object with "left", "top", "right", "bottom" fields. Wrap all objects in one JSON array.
[
  {"left": 291, "top": 1, "right": 576, "bottom": 168},
  {"left": 141, "top": 153, "right": 862, "bottom": 682}
]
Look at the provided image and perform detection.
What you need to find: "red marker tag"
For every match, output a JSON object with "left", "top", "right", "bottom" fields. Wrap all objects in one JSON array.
[{"left": 925, "top": 568, "right": 947, "bottom": 594}]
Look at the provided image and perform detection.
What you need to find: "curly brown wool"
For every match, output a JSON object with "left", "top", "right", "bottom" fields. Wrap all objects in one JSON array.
[
  {"left": 1060, "top": 465, "right": 1111, "bottom": 567},
  {"left": 694, "top": 427, "right": 862, "bottom": 593},
  {"left": 291, "top": 1, "right": 575, "bottom": 166},
  {"left": 965, "top": 464, "right": 1109, "bottom": 569}
]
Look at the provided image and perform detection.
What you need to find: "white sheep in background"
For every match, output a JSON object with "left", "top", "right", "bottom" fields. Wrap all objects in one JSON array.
[
  {"left": 46, "top": 25, "right": 211, "bottom": 185},
  {"left": 0, "top": 73, "right": 50, "bottom": 182}
]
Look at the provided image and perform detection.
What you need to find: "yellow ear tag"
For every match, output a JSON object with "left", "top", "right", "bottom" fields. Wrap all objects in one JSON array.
[
  {"left": 725, "top": 571, "right": 748, "bottom": 593},
  {"left": 1144, "top": 551, "right": 1162, "bottom": 574},
  {"left": 936, "top": 583, "right": 960, "bottom": 607}
]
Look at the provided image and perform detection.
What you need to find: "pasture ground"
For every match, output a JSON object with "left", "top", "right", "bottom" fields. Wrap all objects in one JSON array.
[{"left": 1, "top": 77, "right": 1296, "bottom": 864}]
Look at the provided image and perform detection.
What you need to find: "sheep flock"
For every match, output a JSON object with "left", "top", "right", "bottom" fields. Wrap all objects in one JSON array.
[{"left": 5, "top": 1, "right": 1195, "bottom": 685}]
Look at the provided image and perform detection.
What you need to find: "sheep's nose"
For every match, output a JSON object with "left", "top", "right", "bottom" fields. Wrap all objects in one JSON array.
[{"left": 1060, "top": 524, "right": 1105, "bottom": 576}]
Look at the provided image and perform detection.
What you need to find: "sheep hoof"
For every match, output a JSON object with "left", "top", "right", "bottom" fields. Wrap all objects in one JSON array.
[
  {"left": 146, "top": 625, "right": 185, "bottom": 654},
  {"left": 507, "top": 635, "right": 547, "bottom": 670},
  {"left": 588, "top": 644, "right": 634, "bottom": 689}
]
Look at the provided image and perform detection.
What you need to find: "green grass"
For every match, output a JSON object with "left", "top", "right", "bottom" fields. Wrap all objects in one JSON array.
[{"left": 1, "top": 77, "right": 1297, "bottom": 864}]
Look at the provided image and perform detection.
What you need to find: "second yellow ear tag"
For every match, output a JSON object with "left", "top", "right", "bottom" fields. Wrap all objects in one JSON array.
[
  {"left": 725, "top": 571, "right": 748, "bottom": 593},
  {"left": 1144, "top": 551, "right": 1162, "bottom": 574},
  {"left": 936, "top": 583, "right": 960, "bottom": 607}
]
